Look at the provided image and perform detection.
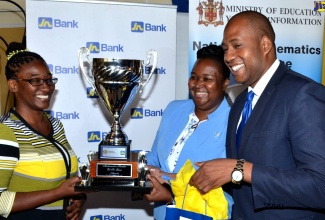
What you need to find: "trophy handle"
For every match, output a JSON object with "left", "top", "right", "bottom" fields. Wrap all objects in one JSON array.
[
  {"left": 138, "top": 49, "right": 158, "bottom": 94},
  {"left": 78, "top": 47, "right": 96, "bottom": 90}
]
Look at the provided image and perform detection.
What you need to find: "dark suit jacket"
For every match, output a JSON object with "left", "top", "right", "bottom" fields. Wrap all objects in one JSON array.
[{"left": 226, "top": 61, "right": 325, "bottom": 220}]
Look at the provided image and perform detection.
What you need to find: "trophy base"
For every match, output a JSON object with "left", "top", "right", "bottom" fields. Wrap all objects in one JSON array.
[
  {"left": 98, "top": 140, "right": 131, "bottom": 160},
  {"left": 74, "top": 181, "right": 152, "bottom": 193},
  {"left": 77, "top": 148, "right": 151, "bottom": 193},
  {"left": 91, "top": 177, "right": 135, "bottom": 186}
]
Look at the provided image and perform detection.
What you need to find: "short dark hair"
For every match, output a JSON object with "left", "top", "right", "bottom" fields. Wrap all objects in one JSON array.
[
  {"left": 196, "top": 44, "right": 230, "bottom": 80},
  {"left": 5, "top": 42, "right": 47, "bottom": 80},
  {"left": 230, "top": 11, "right": 275, "bottom": 43}
]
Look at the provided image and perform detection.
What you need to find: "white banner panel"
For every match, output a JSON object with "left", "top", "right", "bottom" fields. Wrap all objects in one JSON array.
[
  {"left": 189, "top": 0, "right": 324, "bottom": 84},
  {"left": 26, "top": 0, "right": 176, "bottom": 219}
]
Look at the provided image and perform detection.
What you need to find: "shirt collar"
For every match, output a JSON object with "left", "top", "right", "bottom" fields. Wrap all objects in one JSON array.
[{"left": 248, "top": 59, "right": 280, "bottom": 98}]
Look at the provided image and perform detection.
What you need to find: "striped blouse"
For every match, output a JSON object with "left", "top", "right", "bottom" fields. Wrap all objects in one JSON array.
[{"left": 0, "top": 109, "right": 78, "bottom": 218}]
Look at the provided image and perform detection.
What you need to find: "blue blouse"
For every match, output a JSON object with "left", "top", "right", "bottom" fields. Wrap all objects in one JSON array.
[{"left": 147, "top": 97, "right": 233, "bottom": 220}]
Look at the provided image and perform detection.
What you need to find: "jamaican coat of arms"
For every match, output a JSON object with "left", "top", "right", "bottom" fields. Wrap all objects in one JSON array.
[{"left": 196, "top": 0, "right": 224, "bottom": 27}]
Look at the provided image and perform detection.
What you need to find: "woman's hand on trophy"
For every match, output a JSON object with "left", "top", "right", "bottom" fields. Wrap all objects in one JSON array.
[
  {"left": 66, "top": 194, "right": 87, "bottom": 220},
  {"left": 146, "top": 165, "right": 167, "bottom": 184},
  {"left": 146, "top": 165, "right": 177, "bottom": 185},
  {"left": 144, "top": 174, "right": 173, "bottom": 203},
  {"left": 55, "top": 176, "right": 83, "bottom": 197}
]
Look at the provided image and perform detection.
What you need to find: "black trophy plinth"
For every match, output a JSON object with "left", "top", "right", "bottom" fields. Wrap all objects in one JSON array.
[{"left": 74, "top": 179, "right": 151, "bottom": 194}]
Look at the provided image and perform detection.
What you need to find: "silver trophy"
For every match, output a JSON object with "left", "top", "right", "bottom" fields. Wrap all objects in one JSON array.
[
  {"left": 79, "top": 162, "right": 90, "bottom": 186},
  {"left": 137, "top": 151, "right": 149, "bottom": 187},
  {"left": 78, "top": 47, "right": 157, "bottom": 188}
]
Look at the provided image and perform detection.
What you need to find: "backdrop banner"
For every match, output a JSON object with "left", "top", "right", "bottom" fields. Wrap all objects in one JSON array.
[
  {"left": 26, "top": 0, "right": 176, "bottom": 219},
  {"left": 189, "top": 0, "right": 325, "bottom": 84}
]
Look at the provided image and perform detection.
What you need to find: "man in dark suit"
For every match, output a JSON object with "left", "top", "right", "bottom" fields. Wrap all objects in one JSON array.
[{"left": 189, "top": 11, "right": 325, "bottom": 219}]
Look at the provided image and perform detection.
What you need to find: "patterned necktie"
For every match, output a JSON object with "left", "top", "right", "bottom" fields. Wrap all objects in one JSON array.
[{"left": 236, "top": 91, "right": 254, "bottom": 150}]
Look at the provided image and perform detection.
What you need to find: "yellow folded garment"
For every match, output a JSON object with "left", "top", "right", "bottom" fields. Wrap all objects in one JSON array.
[{"left": 170, "top": 160, "right": 228, "bottom": 220}]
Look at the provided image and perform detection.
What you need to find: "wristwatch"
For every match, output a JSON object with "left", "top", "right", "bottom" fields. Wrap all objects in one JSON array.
[{"left": 231, "top": 159, "right": 245, "bottom": 184}]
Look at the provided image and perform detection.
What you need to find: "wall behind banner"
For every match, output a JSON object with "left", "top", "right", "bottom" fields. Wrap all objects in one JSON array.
[
  {"left": 26, "top": 0, "right": 176, "bottom": 219},
  {"left": 189, "top": 0, "right": 325, "bottom": 85}
]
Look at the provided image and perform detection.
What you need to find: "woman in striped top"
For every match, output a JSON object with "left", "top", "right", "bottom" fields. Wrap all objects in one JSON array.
[{"left": 0, "top": 42, "right": 86, "bottom": 220}]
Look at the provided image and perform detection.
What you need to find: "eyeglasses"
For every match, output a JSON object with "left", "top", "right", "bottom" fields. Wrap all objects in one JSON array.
[{"left": 13, "top": 77, "right": 58, "bottom": 86}]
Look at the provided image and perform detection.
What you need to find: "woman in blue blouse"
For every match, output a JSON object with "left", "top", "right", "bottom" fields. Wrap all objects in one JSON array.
[{"left": 145, "top": 45, "right": 233, "bottom": 220}]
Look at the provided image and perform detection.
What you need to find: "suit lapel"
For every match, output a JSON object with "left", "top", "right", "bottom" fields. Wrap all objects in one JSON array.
[
  {"left": 238, "top": 62, "right": 286, "bottom": 155},
  {"left": 228, "top": 91, "right": 247, "bottom": 158}
]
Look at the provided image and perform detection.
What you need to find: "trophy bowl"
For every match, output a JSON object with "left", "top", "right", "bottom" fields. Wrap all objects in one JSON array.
[
  {"left": 92, "top": 58, "right": 141, "bottom": 148},
  {"left": 77, "top": 47, "right": 157, "bottom": 190}
]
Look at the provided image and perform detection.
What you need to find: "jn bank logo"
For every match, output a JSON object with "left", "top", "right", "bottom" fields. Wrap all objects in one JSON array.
[
  {"left": 131, "top": 21, "right": 144, "bottom": 32},
  {"left": 44, "top": 110, "right": 54, "bottom": 117},
  {"left": 85, "top": 42, "right": 124, "bottom": 53},
  {"left": 86, "top": 42, "right": 100, "bottom": 53},
  {"left": 90, "top": 214, "right": 125, "bottom": 220},
  {"left": 90, "top": 215, "right": 102, "bottom": 220},
  {"left": 87, "top": 87, "right": 99, "bottom": 98},
  {"left": 314, "top": 1, "right": 325, "bottom": 11},
  {"left": 88, "top": 131, "right": 101, "bottom": 142},
  {"left": 131, "top": 21, "right": 166, "bottom": 33},
  {"left": 38, "top": 17, "right": 52, "bottom": 29},
  {"left": 48, "top": 64, "right": 53, "bottom": 74},
  {"left": 131, "top": 108, "right": 143, "bottom": 119},
  {"left": 38, "top": 17, "right": 79, "bottom": 29}
]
